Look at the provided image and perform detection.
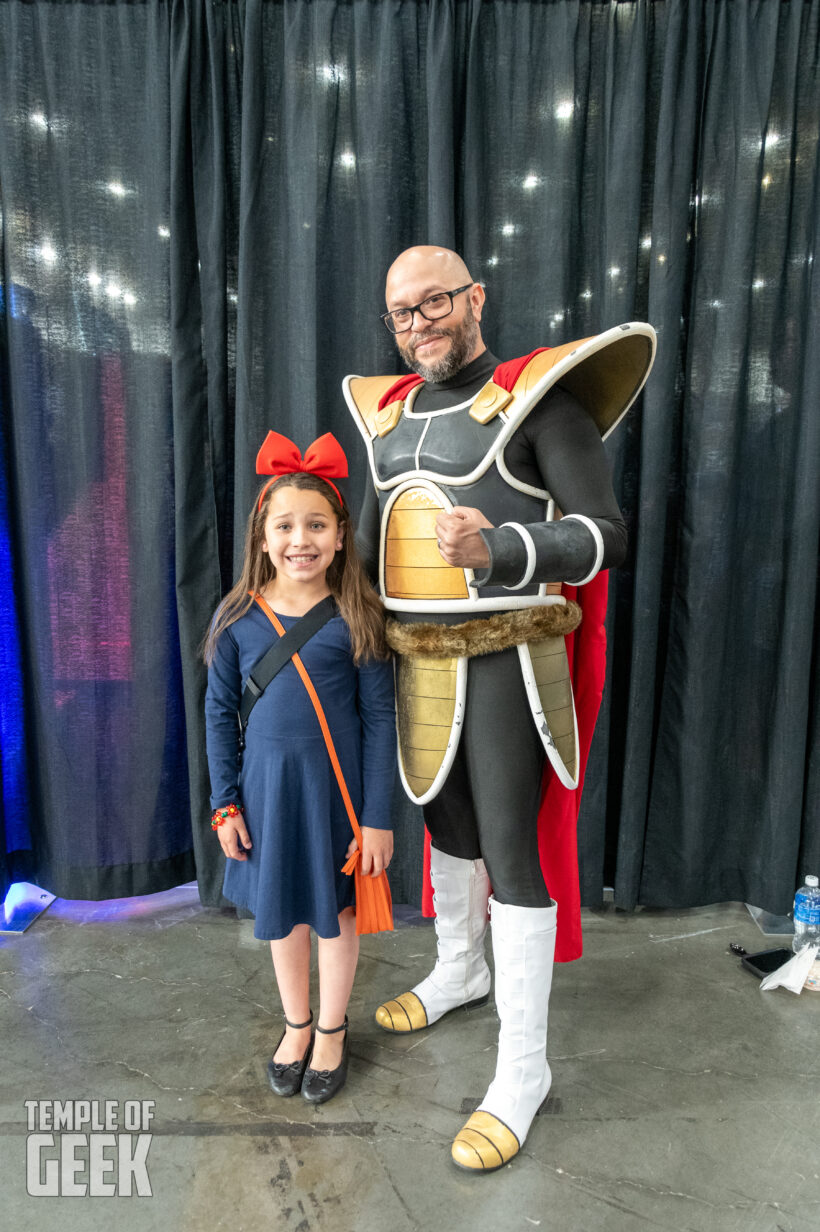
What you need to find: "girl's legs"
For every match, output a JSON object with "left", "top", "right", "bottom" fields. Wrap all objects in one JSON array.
[
  {"left": 312, "top": 907, "right": 359, "bottom": 1069},
  {"left": 270, "top": 924, "right": 312, "bottom": 1063}
]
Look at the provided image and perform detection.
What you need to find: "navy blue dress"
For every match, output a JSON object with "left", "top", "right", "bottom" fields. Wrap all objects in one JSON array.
[{"left": 205, "top": 603, "right": 396, "bottom": 940}]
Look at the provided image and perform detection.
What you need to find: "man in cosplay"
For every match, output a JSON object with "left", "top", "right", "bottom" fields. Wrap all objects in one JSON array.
[{"left": 343, "top": 245, "right": 655, "bottom": 1171}]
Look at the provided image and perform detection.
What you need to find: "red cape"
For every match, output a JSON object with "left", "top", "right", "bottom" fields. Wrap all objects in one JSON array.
[{"left": 383, "top": 351, "right": 607, "bottom": 963}]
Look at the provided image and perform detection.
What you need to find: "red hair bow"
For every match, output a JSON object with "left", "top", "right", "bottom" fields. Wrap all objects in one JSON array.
[{"left": 256, "top": 431, "right": 348, "bottom": 509}]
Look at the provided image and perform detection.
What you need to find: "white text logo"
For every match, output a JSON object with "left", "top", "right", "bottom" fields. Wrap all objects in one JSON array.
[{"left": 25, "top": 1100, "right": 154, "bottom": 1197}]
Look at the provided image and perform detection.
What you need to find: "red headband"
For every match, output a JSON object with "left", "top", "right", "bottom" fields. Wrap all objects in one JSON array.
[{"left": 256, "top": 431, "right": 348, "bottom": 511}]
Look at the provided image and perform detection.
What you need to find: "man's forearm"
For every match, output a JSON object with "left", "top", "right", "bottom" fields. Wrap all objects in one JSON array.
[{"left": 473, "top": 514, "right": 626, "bottom": 589}]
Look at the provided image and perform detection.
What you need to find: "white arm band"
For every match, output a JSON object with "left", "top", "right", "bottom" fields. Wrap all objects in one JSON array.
[
  {"left": 499, "top": 522, "right": 537, "bottom": 590},
  {"left": 561, "top": 514, "right": 605, "bottom": 585}
]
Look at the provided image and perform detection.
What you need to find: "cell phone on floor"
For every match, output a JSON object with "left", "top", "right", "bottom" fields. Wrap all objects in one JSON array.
[{"left": 741, "top": 947, "right": 793, "bottom": 979}]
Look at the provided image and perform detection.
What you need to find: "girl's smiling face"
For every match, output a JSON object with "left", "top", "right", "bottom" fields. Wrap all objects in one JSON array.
[{"left": 261, "top": 484, "right": 343, "bottom": 583}]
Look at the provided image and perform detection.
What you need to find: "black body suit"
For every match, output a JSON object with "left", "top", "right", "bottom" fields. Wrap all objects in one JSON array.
[{"left": 355, "top": 349, "right": 625, "bottom": 906}]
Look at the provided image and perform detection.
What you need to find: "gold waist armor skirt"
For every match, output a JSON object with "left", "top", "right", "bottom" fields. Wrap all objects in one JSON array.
[
  {"left": 394, "top": 639, "right": 578, "bottom": 806},
  {"left": 381, "top": 487, "right": 579, "bottom": 805}
]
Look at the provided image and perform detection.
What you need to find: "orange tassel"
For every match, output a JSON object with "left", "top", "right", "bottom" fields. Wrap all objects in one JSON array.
[{"left": 341, "top": 848, "right": 394, "bottom": 936}]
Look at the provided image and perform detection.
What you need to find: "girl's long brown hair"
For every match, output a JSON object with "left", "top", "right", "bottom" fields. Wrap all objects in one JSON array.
[{"left": 202, "top": 473, "right": 388, "bottom": 666}]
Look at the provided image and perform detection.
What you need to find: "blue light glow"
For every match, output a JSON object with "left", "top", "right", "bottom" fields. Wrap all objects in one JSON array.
[
  {"left": 1, "top": 881, "right": 54, "bottom": 933},
  {"left": 3, "top": 881, "right": 31, "bottom": 918},
  {"left": 0, "top": 283, "right": 34, "bottom": 887},
  {"left": 48, "top": 883, "right": 199, "bottom": 923}
]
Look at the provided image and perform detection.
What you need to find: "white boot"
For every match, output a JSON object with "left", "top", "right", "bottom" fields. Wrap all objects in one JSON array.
[
  {"left": 375, "top": 848, "right": 491, "bottom": 1032},
  {"left": 451, "top": 896, "right": 557, "bottom": 1171}
]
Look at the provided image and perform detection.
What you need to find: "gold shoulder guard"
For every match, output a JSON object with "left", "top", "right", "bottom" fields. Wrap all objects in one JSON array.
[
  {"left": 344, "top": 375, "right": 405, "bottom": 439},
  {"left": 509, "top": 324, "right": 656, "bottom": 440}
]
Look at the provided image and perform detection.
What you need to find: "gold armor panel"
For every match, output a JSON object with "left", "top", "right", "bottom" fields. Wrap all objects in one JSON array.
[
  {"left": 524, "top": 636, "right": 578, "bottom": 784},
  {"left": 396, "top": 654, "right": 464, "bottom": 802},
  {"left": 384, "top": 488, "right": 469, "bottom": 601},
  {"left": 511, "top": 331, "right": 655, "bottom": 440}
]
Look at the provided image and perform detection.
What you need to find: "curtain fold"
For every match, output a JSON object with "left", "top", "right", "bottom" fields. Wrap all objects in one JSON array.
[
  {"left": 626, "top": 0, "right": 820, "bottom": 913},
  {"left": 0, "top": 0, "right": 817, "bottom": 914},
  {"left": 0, "top": 296, "right": 34, "bottom": 902},
  {"left": 1, "top": 0, "right": 196, "bottom": 899}
]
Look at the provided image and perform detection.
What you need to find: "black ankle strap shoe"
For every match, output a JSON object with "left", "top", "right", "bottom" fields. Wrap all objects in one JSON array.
[
  {"left": 301, "top": 1016, "right": 349, "bottom": 1105},
  {"left": 267, "top": 1013, "right": 313, "bottom": 1098}
]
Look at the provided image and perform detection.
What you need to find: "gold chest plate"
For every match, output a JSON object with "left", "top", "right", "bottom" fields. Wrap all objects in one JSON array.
[{"left": 383, "top": 488, "right": 469, "bottom": 601}]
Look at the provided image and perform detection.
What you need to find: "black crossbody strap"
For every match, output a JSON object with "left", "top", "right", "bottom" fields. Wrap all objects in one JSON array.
[{"left": 238, "top": 595, "right": 337, "bottom": 738}]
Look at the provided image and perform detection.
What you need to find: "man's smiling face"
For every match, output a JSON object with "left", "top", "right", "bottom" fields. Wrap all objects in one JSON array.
[{"left": 384, "top": 247, "right": 486, "bottom": 382}]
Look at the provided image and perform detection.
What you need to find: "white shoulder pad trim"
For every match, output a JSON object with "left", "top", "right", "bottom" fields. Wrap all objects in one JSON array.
[
  {"left": 342, "top": 373, "right": 381, "bottom": 487},
  {"left": 495, "top": 450, "right": 550, "bottom": 500}
]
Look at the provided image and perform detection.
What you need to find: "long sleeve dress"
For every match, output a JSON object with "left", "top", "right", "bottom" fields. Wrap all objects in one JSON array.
[{"left": 205, "top": 603, "right": 396, "bottom": 940}]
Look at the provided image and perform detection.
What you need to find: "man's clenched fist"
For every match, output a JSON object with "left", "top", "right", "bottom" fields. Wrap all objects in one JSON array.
[{"left": 435, "top": 506, "right": 494, "bottom": 568}]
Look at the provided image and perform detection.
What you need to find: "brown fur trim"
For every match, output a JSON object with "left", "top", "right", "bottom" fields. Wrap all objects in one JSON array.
[{"left": 386, "top": 602, "right": 582, "bottom": 659}]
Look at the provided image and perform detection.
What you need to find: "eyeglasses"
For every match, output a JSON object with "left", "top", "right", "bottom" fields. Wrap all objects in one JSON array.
[{"left": 380, "top": 284, "right": 474, "bottom": 334}]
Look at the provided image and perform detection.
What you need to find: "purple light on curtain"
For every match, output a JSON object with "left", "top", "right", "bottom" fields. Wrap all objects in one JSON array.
[{"left": 47, "top": 356, "right": 132, "bottom": 683}]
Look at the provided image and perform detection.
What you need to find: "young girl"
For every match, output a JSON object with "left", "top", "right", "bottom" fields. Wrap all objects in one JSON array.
[{"left": 203, "top": 431, "right": 395, "bottom": 1105}]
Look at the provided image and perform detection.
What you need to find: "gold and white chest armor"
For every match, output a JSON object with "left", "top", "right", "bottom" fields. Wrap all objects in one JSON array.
[{"left": 343, "top": 324, "right": 656, "bottom": 804}]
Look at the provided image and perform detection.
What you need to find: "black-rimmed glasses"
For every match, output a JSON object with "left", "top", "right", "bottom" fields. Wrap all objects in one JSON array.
[{"left": 381, "top": 284, "right": 474, "bottom": 334}]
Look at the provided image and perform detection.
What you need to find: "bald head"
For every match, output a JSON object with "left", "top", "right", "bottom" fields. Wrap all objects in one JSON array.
[
  {"left": 385, "top": 246, "right": 473, "bottom": 304},
  {"left": 384, "top": 246, "right": 486, "bottom": 382}
]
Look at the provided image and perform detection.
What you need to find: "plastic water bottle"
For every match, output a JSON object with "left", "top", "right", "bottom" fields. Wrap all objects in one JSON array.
[{"left": 792, "top": 874, "right": 820, "bottom": 953}]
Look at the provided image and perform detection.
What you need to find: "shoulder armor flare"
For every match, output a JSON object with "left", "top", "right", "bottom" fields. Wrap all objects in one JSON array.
[
  {"left": 345, "top": 375, "right": 404, "bottom": 438},
  {"left": 508, "top": 325, "right": 656, "bottom": 440}
]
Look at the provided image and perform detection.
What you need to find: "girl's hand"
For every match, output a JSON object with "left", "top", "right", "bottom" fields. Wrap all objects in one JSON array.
[
  {"left": 355, "top": 827, "right": 393, "bottom": 877},
  {"left": 216, "top": 815, "right": 252, "bottom": 861}
]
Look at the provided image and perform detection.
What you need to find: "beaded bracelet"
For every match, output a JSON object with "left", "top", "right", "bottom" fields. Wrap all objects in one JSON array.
[{"left": 211, "top": 802, "right": 243, "bottom": 831}]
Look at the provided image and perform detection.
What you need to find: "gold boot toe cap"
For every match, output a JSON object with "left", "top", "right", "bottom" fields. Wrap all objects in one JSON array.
[
  {"left": 451, "top": 1112, "right": 520, "bottom": 1172},
  {"left": 374, "top": 991, "right": 428, "bottom": 1033}
]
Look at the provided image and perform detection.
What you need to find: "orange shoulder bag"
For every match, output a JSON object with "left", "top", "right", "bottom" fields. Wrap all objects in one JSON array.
[{"left": 254, "top": 594, "right": 394, "bottom": 936}]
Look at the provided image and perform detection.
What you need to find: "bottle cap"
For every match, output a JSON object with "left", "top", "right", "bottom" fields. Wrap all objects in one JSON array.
[{"left": 806, "top": 875, "right": 819, "bottom": 887}]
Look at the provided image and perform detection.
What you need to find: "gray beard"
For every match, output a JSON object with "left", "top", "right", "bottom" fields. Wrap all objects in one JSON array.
[{"left": 399, "top": 313, "right": 480, "bottom": 383}]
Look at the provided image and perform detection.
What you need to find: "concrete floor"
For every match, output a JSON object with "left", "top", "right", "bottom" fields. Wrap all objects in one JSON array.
[{"left": 1, "top": 887, "right": 819, "bottom": 1232}]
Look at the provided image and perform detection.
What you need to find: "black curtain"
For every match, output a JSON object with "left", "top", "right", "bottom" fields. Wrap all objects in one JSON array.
[{"left": 0, "top": 0, "right": 817, "bottom": 918}]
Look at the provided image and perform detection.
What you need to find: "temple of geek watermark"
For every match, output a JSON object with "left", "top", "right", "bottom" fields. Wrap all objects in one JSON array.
[{"left": 25, "top": 1099, "right": 154, "bottom": 1197}]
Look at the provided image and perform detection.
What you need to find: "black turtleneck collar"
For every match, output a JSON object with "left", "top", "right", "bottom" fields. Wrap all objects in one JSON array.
[
  {"left": 424, "top": 348, "right": 499, "bottom": 392},
  {"left": 412, "top": 349, "right": 501, "bottom": 413}
]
